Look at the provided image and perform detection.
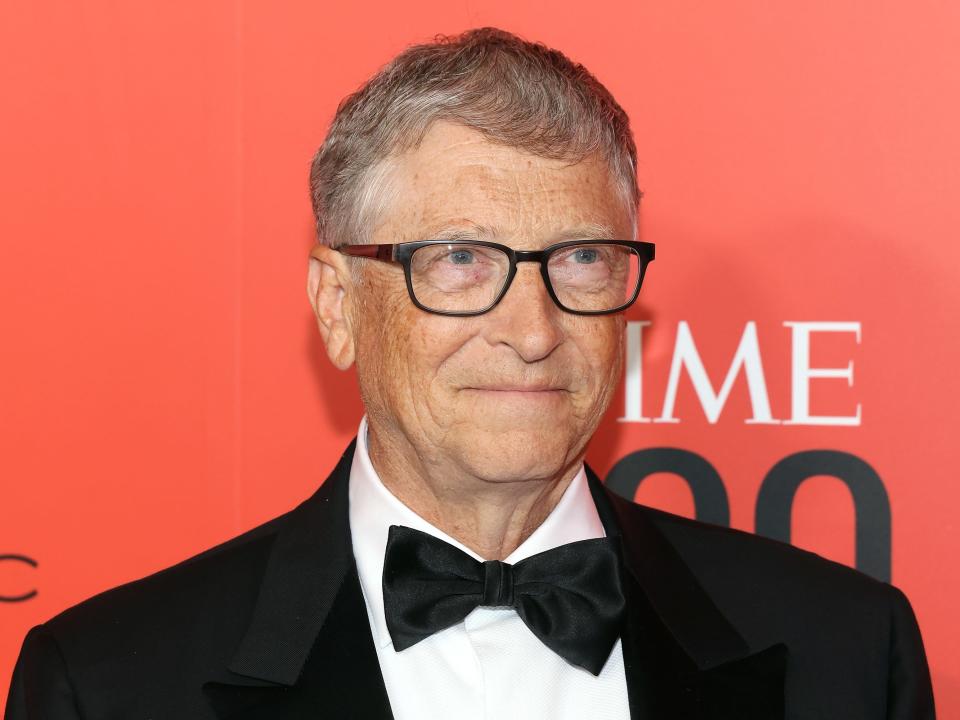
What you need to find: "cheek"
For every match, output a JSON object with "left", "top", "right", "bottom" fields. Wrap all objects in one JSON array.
[
  {"left": 402, "top": 320, "right": 450, "bottom": 380},
  {"left": 351, "top": 271, "right": 415, "bottom": 402},
  {"left": 360, "top": 291, "right": 475, "bottom": 411},
  {"left": 572, "top": 318, "right": 624, "bottom": 400}
]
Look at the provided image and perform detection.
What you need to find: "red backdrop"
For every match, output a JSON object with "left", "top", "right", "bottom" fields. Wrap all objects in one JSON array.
[{"left": 2, "top": 0, "right": 958, "bottom": 714}]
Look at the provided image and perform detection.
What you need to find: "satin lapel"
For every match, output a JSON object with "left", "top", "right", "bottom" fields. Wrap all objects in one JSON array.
[
  {"left": 586, "top": 467, "right": 787, "bottom": 720},
  {"left": 202, "top": 440, "right": 394, "bottom": 719}
]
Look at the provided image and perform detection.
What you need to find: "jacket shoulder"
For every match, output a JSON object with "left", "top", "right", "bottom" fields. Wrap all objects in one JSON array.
[
  {"left": 614, "top": 498, "right": 934, "bottom": 716},
  {"left": 36, "top": 504, "right": 296, "bottom": 667},
  {"left": 622, "top": 500, "right": 910, "bottom": 651},
  {"left": 636, "top": 501, "right": 894, "bottom": 599}
]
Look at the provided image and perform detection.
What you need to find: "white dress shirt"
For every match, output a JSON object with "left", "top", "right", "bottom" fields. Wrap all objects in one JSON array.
[{"left": 348, "top": 416, "right": 630, "bottom": 720}]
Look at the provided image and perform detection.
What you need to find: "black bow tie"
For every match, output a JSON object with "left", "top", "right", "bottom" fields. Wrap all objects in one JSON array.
[{"left": 382, "top": 524, "right": 626, "bottom": 675}]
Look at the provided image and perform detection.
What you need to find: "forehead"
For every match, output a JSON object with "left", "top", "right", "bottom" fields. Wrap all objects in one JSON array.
[{"left": 373, "top": 121, "right": 632, "bottom": 245}]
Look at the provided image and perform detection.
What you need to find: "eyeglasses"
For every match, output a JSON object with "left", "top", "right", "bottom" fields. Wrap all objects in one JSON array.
[
  {"left": 322, "top": 239, "right": 656, "bottom": 316},
  {"left": 317, "top": 239, "right": 655, "bottom": 316}
]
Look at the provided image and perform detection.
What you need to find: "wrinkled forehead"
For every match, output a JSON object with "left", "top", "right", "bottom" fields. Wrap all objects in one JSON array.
[{"left": 370, "top": 123, "right": 634, "bottom": 248}]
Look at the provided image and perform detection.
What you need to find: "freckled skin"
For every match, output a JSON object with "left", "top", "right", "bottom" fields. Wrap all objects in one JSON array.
[{"left": 308, "top": 121, "right": 634, "bottom": 559}]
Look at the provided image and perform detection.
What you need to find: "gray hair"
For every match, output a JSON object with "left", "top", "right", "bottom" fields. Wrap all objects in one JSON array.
[{"left": 308, "top": 27, "right": 640, "bottom": 247}]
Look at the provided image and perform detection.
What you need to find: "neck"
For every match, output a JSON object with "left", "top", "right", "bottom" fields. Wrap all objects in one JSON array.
[{"left": 365, "top": 420, "right": 582, "bottom": 560}]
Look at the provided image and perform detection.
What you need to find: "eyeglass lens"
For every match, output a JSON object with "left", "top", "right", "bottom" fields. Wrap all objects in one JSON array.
[{"left": 408, "top": 243, "right": 641, "bottom": 314}]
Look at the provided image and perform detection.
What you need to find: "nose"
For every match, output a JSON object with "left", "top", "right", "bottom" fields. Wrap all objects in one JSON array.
[{"left": 482, "top": 262, "right": 563, "bottom": 363}]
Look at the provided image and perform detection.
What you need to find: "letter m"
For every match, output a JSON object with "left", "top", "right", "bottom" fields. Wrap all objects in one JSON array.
[{"left": 657, "top": 321, "right": 776, "bottom": 424}]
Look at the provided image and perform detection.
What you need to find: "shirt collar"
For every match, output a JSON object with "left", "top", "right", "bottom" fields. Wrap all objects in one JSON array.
[{"left": 348, "top": 415, "right": 607, "bottom": 650}]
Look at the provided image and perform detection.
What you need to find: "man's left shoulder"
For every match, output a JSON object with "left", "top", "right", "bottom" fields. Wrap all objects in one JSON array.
[
  {"left": 625, "top": 499, "right": 910, "bottom": 637},
  {"left": 615, "top": 499, "right": 934, "bottom": 718}
]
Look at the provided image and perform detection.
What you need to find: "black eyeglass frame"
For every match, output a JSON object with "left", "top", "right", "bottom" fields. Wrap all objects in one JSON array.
[{"left": 324, "top": 239, "right": 655, "bottom": 317}]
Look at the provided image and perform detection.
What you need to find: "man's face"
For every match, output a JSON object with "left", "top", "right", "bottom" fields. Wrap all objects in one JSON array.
[{"left": 345, "top": 121, "right": 633, "bottom": 484}]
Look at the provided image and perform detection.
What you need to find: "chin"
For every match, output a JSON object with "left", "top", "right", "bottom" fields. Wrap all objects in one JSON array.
[{"left": 449, "top": 428, "right": 579, "bottom": 483}]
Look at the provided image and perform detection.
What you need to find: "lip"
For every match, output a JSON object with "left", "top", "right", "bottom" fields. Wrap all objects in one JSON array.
[{"left": 464, "top": 386, "right": 567, "bottom": 393}]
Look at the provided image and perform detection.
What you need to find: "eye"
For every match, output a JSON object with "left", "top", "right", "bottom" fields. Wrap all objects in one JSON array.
[
  {"left": 572, "top": 248, "right": 600, "bottom": 264},
  {"left": 448, "top": 249, "right": 476, "bottom": 265}
]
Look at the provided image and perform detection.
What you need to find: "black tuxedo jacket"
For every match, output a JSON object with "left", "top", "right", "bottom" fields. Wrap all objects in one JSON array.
[{"left": 6, "top": 440, "right": 935, "bottom": 719}]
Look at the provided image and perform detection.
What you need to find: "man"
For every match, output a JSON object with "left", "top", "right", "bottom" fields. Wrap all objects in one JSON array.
[{"left": 5, "top": 27, "right": 934, "bottom": 720}]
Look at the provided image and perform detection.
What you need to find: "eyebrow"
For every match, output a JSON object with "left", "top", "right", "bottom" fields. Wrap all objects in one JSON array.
[
  {"left": 552, "top": 223, "right": 619, "bottom": 241},
  {"left": 411, "top": 221, "right": 620, "bottom": 244},
  {"left": 406, "top": 222, "right": 498, "bottom": 243},
  {"left": 432, "top": 225, "right": 497, "bottom": 242}
]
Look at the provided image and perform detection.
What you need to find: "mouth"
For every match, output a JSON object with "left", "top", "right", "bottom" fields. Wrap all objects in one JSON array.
[{"left": 463, "top": 385, "right": 569, "bottom": 394}]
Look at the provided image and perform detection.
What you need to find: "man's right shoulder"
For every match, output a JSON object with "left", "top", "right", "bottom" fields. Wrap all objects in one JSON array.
[{"left": 35, "top": 505, "right": 296, "bottom": 656}]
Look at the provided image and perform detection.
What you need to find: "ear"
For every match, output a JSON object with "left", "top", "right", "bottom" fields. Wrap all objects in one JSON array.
[{"left": 307, "top": 244, "right": 356, "bottom": 370}]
